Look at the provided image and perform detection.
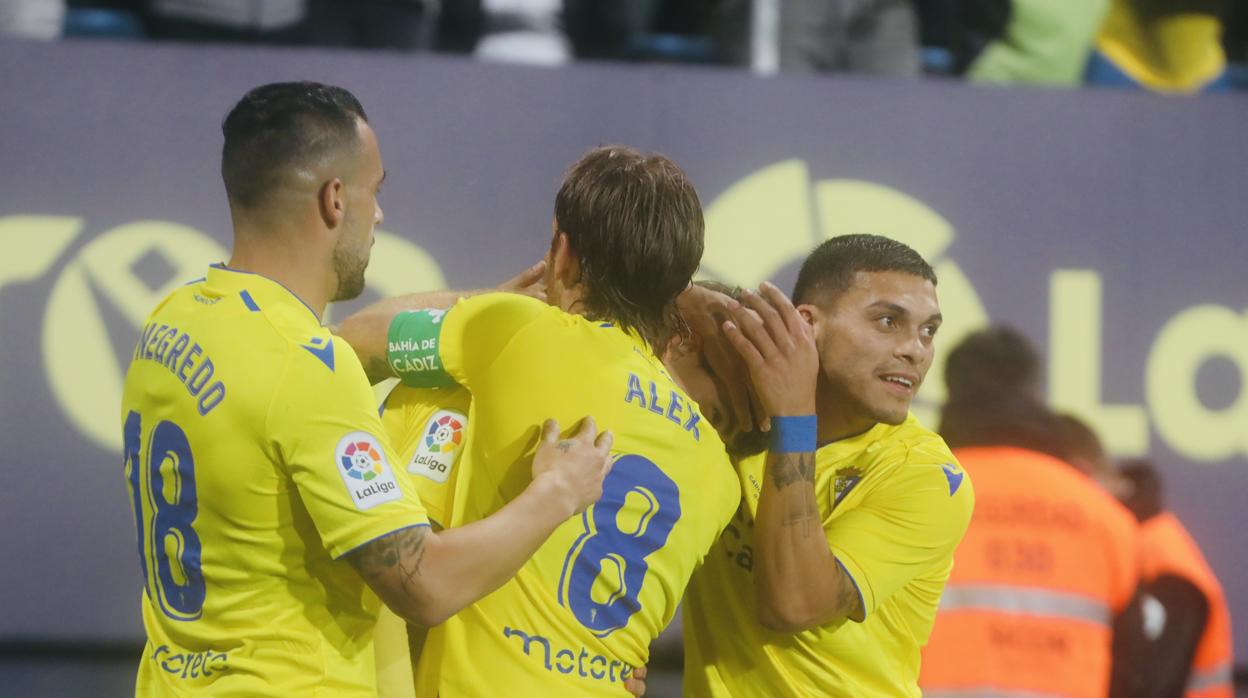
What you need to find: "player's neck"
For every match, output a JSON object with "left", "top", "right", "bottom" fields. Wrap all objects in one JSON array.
[
  {"left": 227, "top": 235, "right": 332, "bottom": 320},
  {"left": 815, "top": 386, "right": 876, "bottom": 444}
]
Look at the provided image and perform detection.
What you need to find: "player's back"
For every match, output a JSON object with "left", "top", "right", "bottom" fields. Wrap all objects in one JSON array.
[
  {"left": 123, "top": 265, "right": 426, "bottom": 696},
  {"left": 396, "top": 294, "right": 739, "bottom": 696},
  {"left": 920, "top": 445, "right": 1139, "bottom": 698}
]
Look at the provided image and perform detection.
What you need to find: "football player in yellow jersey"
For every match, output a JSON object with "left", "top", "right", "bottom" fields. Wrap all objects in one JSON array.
[
  {"left": 682, "top": 234, "right": 976, "bottom": 697},
  {"left": 339, "top": 146, "right": 741, "bottom": 697},
  {"left": 121, "top": 82, "right": 615, "bottom": 696}
]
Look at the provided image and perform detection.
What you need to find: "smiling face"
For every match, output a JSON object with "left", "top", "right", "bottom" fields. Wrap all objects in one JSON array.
[{"left": 803, "top": 270, "right": 942, "bottom": 439}]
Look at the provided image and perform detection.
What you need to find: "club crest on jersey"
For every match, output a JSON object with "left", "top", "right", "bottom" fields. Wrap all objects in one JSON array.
[
  {"left": 335, "top": 432, "right": 402, "bottom": 510},
  {"left": 833, "top": 467, "right": 862, "bottom": 509},
  {"left": 409, "top": 409, "right": 466, "bottom": 484}
]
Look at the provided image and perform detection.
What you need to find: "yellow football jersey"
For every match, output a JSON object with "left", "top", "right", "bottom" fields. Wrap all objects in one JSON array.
[
  {"left": 374, "top": 384, "right": 472, "bottom": 698},
  {"left": 380, "top": 384, "right": 472, "bottom": 530},
  {"left": 387, "top": 293, "right": 740, "bottom": 697},
  {"left": 683, "top": 415, "right": 974, "bottom": 698},
  {"left": 122, "top": 264, "right": 428, "bottom": 696}
]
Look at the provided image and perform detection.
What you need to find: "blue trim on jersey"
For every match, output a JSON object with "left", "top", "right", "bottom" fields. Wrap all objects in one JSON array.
[
  {"left": 333, "top": 522, "right": 432, "bottom": 561},
  {"left": 210, "top": 263, "right": 320, "bottom": 321},
  {"left": 942, "top": 463, "right": 964, "bottom": 496},
  {"left": 182, "top": 277, "right": 205, "bottom": 286},
  {"left": 835, "top": 556, "right": 867, "bottom": 621},
  {"left": 378, "top": 383, "right": 400, "bottom": 417},
  {"left": 239, "top": 290, "right": 260, "bottom": 312},
  {"left": 301, "top": 337, "right": 336, "bottom": 371}
]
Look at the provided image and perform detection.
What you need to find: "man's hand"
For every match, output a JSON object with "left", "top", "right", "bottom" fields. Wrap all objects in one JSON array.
[
  {"left": 624, "top": 663, "right": 647, "bottom": 696},
  {"left": 531, "top": 417, "right": 614, "bottom": 516},
  {"left": 721, "top": 282, "right": 819, "bottom": 418},
  {"left": 498, "top": 260, "right": 547, "bottom": 301},
  {"left": 678, "top": 283, "right": 764, "bottom": 432}
]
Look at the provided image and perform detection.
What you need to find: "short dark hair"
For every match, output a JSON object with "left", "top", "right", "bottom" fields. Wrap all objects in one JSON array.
[
  {"left": 222, "top": 81, "right": 368, "bottom": 209},
  {"left": 944, "top": 326, "right": 1041, "bottom": 403},
  {"left": 1119, "top": 458, "right": 1164, "bottom": 521},
  {"left": 792, "top": 234, "right": 937, "bottom": 306},
  {"left": 1052, "top": 412, "right": 1106, "bottom": 466},
  {"left": 939, "top": 326, "right": 1061, "bottom": 456},
  {"left": 554, "top": 146, "right": 704, "bottom": 348}
]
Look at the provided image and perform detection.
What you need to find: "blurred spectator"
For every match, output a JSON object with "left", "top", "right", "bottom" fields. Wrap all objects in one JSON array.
[
  {"left": 565, "top": 0, "right": 716, "bottom": 64},
  {"left": 710, "top": 0, "right": 921, "bottom": 76},
  {"left": 1, "top": 0, "right": 66, "bottom": 39},
  {"left": 564, "top": 0, "right": 658, "bottom": 60},
  {"left": 1088, "top": 0, "right": 1230, "bottom": 93},
  {"left": 1227, "top": 0, "right": 1245, "bottom": 56},
  {"left": 920, "top": 326, "right": 1141, "bottom": 698},
  {"left": 1054, "top": 412, "right": 1130, "bottom": 499},
  {"left": 303, "top": 0, "right": 431, "bottom": 51},
  {"left": 469, "top": 0, "right": 569, "bottom": 65},
  {"left": 1112, "top": 460, "right": 1235, "bottom": 698},
  {"left": 143, "top": 0, "right": 306, "bottom": 45},
  {"left": 921, "top": 0, "right": 1110, "bottom": 85}
]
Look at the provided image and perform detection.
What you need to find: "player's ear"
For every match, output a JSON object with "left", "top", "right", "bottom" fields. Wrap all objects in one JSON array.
[
  {"left": 796, "top": 303, "right": 819, "bottom": 326},
  {"left": 319, "top": 178, "right": 346, "bottom": 229},
  {"left": 551, "top": 231, "right": 581, "bottom": 286}
]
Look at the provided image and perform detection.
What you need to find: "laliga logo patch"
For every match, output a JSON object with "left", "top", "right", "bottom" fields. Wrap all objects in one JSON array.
[
  {"left": 335, "top": 431, "right": 402, "bottom": 510},
  {"left": 409, "top": 409, "right": 466, "bottom": 484}
]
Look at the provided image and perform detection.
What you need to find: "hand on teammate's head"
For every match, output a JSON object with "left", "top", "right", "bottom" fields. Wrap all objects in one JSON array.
[
  {"left": 721, "top": 282, "right": 819, "bottom": 420},
  {"left": 677, "top": 284, "right": 766, "bottom": 433},
  {"left": 499, "top": 260, "right": 548, "bottom": 302}
]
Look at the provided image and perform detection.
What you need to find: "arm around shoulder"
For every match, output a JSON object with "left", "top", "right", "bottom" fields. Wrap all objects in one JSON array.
[{"left": 346, "top": 417, "right": 614, "bottom": 627}]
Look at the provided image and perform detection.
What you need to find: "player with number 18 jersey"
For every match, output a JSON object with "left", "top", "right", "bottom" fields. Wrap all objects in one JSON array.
[
  {"left": 388, "top": 292, "right": 739, "bottom": 697},
  {"left": 122, "top": 264, "right": 429, "bottom": 695}
]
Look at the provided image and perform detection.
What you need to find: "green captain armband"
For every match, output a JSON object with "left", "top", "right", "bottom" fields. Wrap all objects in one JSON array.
[{"left": 387, "top": 309, "right": 457, "bottom": 388}]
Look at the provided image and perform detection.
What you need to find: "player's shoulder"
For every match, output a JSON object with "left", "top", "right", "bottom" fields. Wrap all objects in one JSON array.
[
  {"left": 382, "top": 383, "right": 472, "bottom": 434},
  {"left": 862, "top": 415, "right": 957, "bottom": 472},
  {"left": 455, "top": 291, "right": 550, "bottom": 321},
  {"left": 863, "top": 417, "right": 972, "bottom": 509}
]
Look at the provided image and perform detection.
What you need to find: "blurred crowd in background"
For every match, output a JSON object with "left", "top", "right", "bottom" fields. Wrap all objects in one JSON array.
[{"left": 1, "top": 0, "right": 1245, "bottom": 94}]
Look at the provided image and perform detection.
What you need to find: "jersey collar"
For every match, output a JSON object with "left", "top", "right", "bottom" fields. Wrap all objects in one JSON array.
[{"left": 205, "top": 263, "right": 322, "bottom": 324}]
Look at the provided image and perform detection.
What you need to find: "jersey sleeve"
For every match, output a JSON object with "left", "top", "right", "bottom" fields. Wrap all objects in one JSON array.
[
  {"left": 387, "top": 293, "right": 547, "bottom": 390},
  {"left": 268, "top": 336, "right": 429, "bottom": 559},
  {"left": 825, "top": 456, "right": 975, "bottom": 618},
  {"left": 380, "top": 384, "right": 473, "bottom": 530}
]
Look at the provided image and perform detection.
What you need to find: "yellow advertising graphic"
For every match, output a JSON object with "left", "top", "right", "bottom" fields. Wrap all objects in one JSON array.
[{"left": 1, "top": 161, "right": 1244, "bottom": 464}]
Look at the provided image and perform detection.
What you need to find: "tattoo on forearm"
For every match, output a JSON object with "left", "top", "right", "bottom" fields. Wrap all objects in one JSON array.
[
  {"left": 771, "top": 452, "right": 815, "bottom": 489},
  {"left": 771, "top": 452, "right": 819, "bottom": 537},
  {"left": 347, "top": 525, "right": 429, "bottom": 594}
]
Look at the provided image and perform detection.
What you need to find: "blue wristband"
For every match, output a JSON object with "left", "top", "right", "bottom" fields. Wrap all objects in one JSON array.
[{"left": 770, "top": 415, "right": 817, "bottom": 453}]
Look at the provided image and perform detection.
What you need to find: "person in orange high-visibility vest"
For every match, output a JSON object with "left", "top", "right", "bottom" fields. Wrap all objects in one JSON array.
[
  {"left": 1110, "top": 460, "right": 1235, "bottom": 698},
  {"left": 919, "top": 327, "right": 1141, "bottom": 698}
]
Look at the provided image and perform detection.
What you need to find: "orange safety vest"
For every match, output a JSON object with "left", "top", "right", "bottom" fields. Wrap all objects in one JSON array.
[
  {"left": 1140, "top": 511, "right": 1235, "bottom": 698},
  {"left": 920, "top": 446, "right": 1140, "bottom": 698}
]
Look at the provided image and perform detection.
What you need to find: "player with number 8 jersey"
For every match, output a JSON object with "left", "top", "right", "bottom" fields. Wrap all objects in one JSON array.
[
  {"left": 386, "top": 293, "right": 738, "bottom": 696},
  {"left": 340, "top": 146, "right": 740, "bottom": 696}
]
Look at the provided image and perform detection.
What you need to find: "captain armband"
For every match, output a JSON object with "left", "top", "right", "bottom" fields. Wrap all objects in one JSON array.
[{"left": 387, "top": 309, "right": 457, "bottom": 388}]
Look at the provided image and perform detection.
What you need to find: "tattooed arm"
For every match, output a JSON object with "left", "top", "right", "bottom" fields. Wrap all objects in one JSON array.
[
  {"left": 722, "top": 283, "right": 864, "bottom": 632},
  {"left": 753, "top": 448, "right": 865, "bottom": 631},
  {"left": 347, "top": 416, "right": 612, "bottom": 627}
]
